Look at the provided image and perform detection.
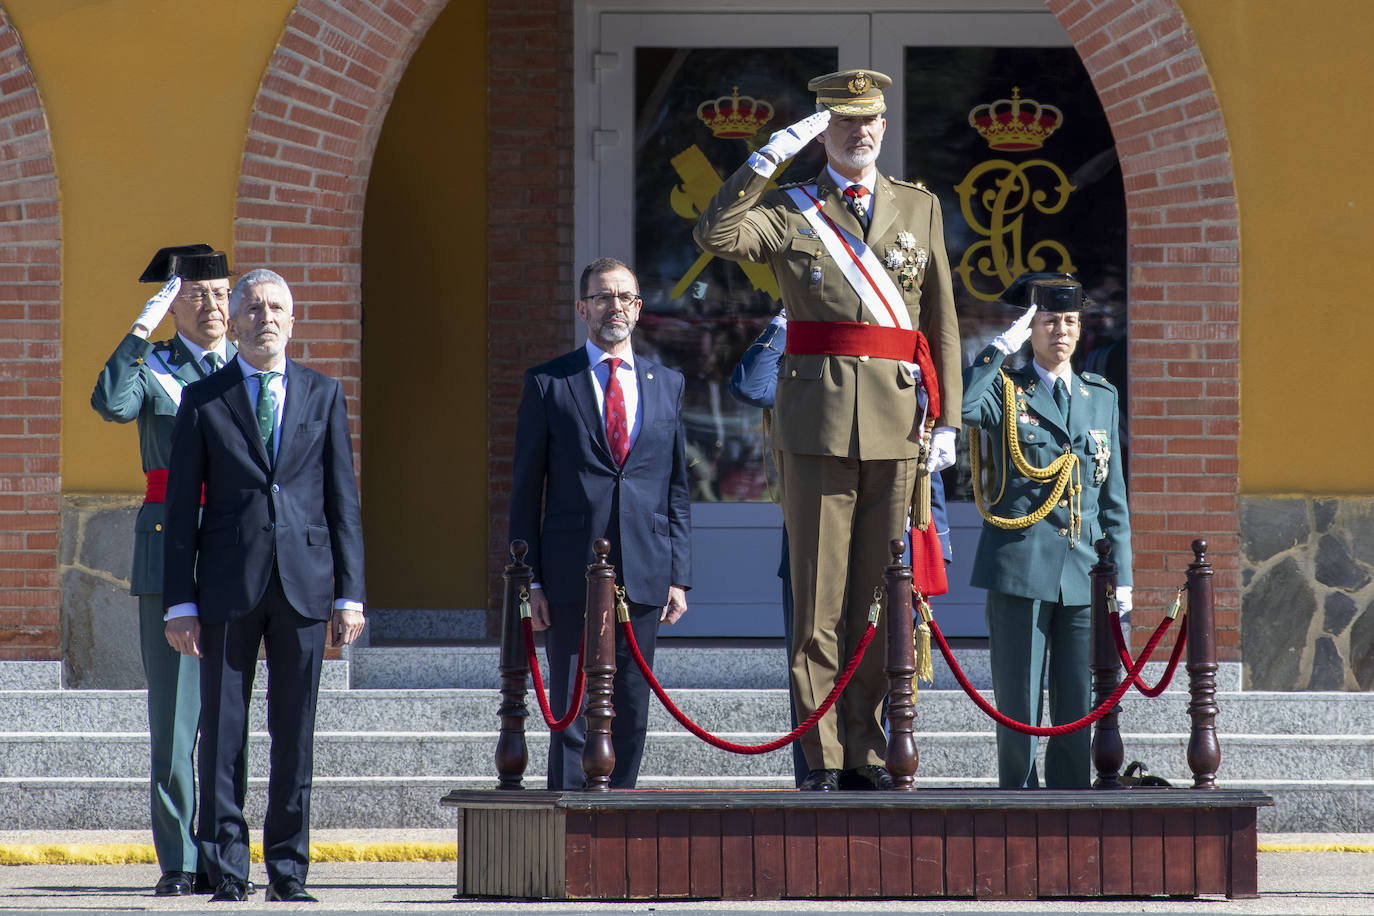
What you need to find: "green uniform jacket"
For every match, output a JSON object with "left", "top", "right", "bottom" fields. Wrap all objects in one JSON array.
[
  {"left": 694, "top": 163, "right": 962, "bottom": 460},
  {"left": 91, "top": 332, "right": 234, "bottom": 596},
  {"left": 962, "top": 342, "right": 1132, "bottom": 605}
]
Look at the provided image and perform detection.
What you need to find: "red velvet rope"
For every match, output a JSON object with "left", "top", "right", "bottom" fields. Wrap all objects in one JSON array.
[
  {"left": 621, "top": 616, "right": 877, "bottom": 755},
  {"left": 1112, "top": 612, "right": 1188, "bottom": 697},
  {"left": 521, "top": 616, "right": 586, "bottom": 731},
  {"left": 927, "top": 611, "right": 1177, "bottom": 736}
]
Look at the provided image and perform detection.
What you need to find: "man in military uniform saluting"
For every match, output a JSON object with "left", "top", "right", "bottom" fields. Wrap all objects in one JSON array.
[
  {"left": 91, "top": 245, "right": 242, "bottom": 895},
  {"left": 962, "top": 274, "right": 1133, "bottom": 789},
  {"left": 695, "top": 70, "right": 962, "bottom": 791}
]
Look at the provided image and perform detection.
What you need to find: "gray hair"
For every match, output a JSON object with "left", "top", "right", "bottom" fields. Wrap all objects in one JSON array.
[{"left": 228, "top": 268, "right": 293, "bottom": 317}]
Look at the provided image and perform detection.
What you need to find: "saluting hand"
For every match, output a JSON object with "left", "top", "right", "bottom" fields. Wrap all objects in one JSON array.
[
  {"left": 132, "top": 277, "right": 182, "bottom": 338},
  {"left": 992, "top": 303, "right": 1037, "bottom": 355},
  {"left": 751, "top": 110, "right": 831, "bottom": 176}
]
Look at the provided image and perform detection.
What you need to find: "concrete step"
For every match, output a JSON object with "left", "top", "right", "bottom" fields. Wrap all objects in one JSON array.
[
  {"left": 3, "top": 686, "right": 1369, "bottom": 737},
  {"left": 3, "top": 728, "right": 1369, "bottom": 784}
]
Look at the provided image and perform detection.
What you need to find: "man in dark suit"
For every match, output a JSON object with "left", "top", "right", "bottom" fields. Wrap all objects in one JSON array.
[
  {"left": 163, "top": 269, "right": 366, "bottom": 902},
  {"left": 90, "top": 245, "right": 239, "bottom": 896},
  {"left": 509, "top": 256, "right": 692, "bottom": 790}
]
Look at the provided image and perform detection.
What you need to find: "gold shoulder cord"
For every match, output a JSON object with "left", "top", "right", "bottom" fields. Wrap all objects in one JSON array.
[{"left": 969, "top": 369, "right": 1083, "bottom": 540}]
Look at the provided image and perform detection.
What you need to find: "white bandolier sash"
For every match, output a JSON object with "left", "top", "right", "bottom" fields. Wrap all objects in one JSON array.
[
  {"left": 785, "top": 185, "right": 912, "bottom": 331},
  {"left": 149, "top": 349, "right": 186, "bottom": 406}
]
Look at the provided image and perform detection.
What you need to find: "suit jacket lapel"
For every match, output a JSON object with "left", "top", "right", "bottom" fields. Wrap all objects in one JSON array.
[
  {"left": 168, "top": 337, "right": 205, "bottom": 385},
  {"left": 1018, "top": 364, "right": 1069, "bottom": 438},
  {"left": 814, "top": 170, "right": 866, "bottom": 244},
  {"left": 224, "top": 360, "right": 272, "bottom": 470},
  {"left": 565, "top": 350, "right": 616, "bottom": 467},
  {"left": 868, "top": 175, "right": 898, "bottom": 244},
  {"left": 276, "top": 359, "right": 306, "bottom": 467}
]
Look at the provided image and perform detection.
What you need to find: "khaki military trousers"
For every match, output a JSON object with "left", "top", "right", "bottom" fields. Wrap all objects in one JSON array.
[{"left": 778, "top": 450, "right": 918, "bottom": 770}]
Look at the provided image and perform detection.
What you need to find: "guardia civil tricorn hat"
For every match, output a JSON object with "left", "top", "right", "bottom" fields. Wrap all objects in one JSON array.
[
  {"left": 808, "top": 69, "right": 891, "bottom": 116},
  {"left": 138, "top": 244, "right": 230, "bottom": 283},
  {"left": 1028, "top": 276, "right": 1086, "bottom": 313}
]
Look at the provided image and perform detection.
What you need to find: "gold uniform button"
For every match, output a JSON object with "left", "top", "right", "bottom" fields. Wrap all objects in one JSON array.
[
  {"left": 814, "top": 249, "right": 822, "bottom": 258},
  {"left": 135, "top": 357, "right": 144, "bottom": 364},
  {"left": 737, "top": 190, "right": 745, "bottom": 198},
  {"left": 983, "top": 356, "right": 991, "bottom": 363},
  {"left": 1058, "top": 499, "right": 1068, "bottom": 508},
  {"left": 1058, "top": 528, "right": 1068, "bottom": 537},
  {"left": 858, "top": 354, "right": 869, "bottom": 362},
  {"left": 1026, "top": 433, "right": 1035, "bottom": 441},
  {"left": 791, "top": 370, "right": 797, "bottom": 377},
  {"left": 155, "top": 524, "right": 162, "bottom": 532}
]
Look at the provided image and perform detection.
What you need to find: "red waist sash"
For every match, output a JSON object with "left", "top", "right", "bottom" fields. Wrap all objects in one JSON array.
[
  {"left": 785, "top": 321, "right": 941, "bottom": 417},
  {"left": 145, "top": 469, "right": 204, "bottom": 505}
]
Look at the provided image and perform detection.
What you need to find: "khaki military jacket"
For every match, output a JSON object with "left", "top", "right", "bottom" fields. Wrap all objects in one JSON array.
[{"left": 695, "top": 163, "right": 961, "bottom": 460}]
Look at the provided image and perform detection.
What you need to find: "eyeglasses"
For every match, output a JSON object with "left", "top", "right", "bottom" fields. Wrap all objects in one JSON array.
[
  {"left": 581, "top": 292, "right": 640, "bottom": 309},
  {"left": 183, "top": 289, "right": 230, "bottom": 304}
]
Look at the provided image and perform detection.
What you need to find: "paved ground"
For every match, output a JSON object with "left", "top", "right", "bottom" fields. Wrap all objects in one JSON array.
[{"left": 0, "top": 830, "right": 1370, "bottom": 914}]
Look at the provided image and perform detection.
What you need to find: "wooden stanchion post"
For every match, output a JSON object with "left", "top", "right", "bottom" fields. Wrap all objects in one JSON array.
[
  {"left": 884, "top": 537, "right": 917, "bottom": 790},
  {"left": 495, "top": 540, "right": 532, "bottom": 790},
  {"left": 1186, "top": 538, "right": 1221, "bottom": 789},
  {"left": 581, "top": 539, "right": 617, "bottom": 791},
  {"left": 1089, "top": 538, "right": 1124, "bottom": 789}
]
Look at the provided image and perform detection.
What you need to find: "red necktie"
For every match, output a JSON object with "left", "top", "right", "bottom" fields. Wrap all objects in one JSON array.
[
  {"left": 844, "top": 185, "right": 870, "bottom": 230},
  {"left": 604, "top": 357, "right": 629, "bottom": 466}
]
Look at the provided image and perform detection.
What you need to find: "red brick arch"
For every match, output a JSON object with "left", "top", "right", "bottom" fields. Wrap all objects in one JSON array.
[
  {"left": 0, "top": 9, "right": 62, "bottom": 659},
  {"left": 1047, "top": 0, "right": 1240, "bottom": 655},
  {"left": 232, "top": 0, "right": 451, "bottom": 452}
]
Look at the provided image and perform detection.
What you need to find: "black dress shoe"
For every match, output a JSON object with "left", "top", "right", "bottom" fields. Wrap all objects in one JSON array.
[
  {"left": 266, "top": 876, "right": 318, "bottom": 903},
  {"left": 839, "top": 764, "right": 894, "bottom": 790},
  {"left": 196, "top": 873, "right": 256, "bottom": 895},
  {"left": 210, "top": 877, "right": 249, "bottom": 902},
  {"left": 799, "top": 768, "right": 841, "bottom": 791},
  {"left": 153, "top": 871, "right": 193, "bottom": 896}
]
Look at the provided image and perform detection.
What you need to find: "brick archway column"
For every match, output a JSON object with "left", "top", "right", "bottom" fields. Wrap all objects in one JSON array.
[
  {"left": 1048, "top": 0, "right": 1240, "bottom": 657},
  {"left": 233, "top": 0, "right": 451, "bottom": 471},
  {"left": 0, "top": 11, "right": 61, "bottom": 659}
]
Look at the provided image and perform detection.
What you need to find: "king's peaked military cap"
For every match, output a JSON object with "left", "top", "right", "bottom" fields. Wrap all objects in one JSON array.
[{"left": 808, "top": 69, "right": 891, "bottom": 116}]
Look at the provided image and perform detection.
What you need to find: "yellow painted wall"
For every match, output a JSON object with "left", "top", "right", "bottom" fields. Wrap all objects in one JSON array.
[
  {"left": 1175, "top": 0, "right": 1374, "bottom": 494},
  {"left": 361, "top": 2, "right": 488, "bottom": 608},
  {"left": 10, "top": 0, "right": 294, "bottom": 492}
]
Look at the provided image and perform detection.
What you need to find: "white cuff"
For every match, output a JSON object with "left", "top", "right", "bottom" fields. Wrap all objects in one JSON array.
[
  {"left": 747, "top": 151, "right": 777, "bottom": 178},
  {"left": 164, "top": 602, "right": 198, "bottom": 621},
  {"left": 333, "top": 599, "right": 365, "bottom": 613}
]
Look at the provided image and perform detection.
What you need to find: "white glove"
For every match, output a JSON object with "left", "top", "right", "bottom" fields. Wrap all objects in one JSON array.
[
  {"left": 991, "top": 303, "right": 1037, "bottom": 355},
  {"left": 748, "top": 110, "right": 831, "bottom": 177},
  {"left": 1115, "top": 586, "right": 1133, "bottom": 614},
  {"left": 131, "top": 277, "right": 182, "bottom": 337},
  {"left": 772, "top": 308, "right": 787, "bottom": 329},
  {"left": 925, "top": 426, "right": 957, "bottom": 473}
]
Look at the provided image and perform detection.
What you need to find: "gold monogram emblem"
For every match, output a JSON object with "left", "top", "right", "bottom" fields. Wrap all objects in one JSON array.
[{"left": 848, "top": 72, "right": 870, "bottom": 95}]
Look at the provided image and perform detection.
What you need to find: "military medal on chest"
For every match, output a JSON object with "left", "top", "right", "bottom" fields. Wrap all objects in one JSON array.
[{"left": 1088, "top": 428, "right": 1112, "bottom": 484}]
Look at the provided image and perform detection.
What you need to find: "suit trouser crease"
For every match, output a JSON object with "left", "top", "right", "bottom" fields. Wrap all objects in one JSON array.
[
  {"left": 985, "top": 590, "right": 1092, "bottom": 789},
  {"left": 198, "top": 568, "right": 326, "bottom": 884},
  {"left": 545, "top": 599, "right": 660, "bottom": 790},
  {"left": 779, "top": 451, "right": 915, "bottom": 770},
  {"left": 139, "top": 593, "right": 201, "bottom": 872}
]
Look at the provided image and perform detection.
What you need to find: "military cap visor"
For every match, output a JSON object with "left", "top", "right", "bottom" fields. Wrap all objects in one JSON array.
[{"left": 808, "top": 69, "right": 891, "bottom": 116}]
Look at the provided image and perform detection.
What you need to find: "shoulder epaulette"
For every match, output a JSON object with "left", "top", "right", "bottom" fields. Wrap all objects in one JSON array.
[
  {"left": 1081, "top": 371, "right": 1117, "bottom": 391},
  {"left": 888, "top": 176, "right": 935, "bottom": 195}
]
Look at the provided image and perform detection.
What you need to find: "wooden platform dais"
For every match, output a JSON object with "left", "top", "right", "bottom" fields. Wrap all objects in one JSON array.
[{"left": 440, "top": 788, "right": 1272, "bottom": 901}]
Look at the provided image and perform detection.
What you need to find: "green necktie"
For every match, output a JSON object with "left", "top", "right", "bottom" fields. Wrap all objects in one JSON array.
[
  {"left": 1053, "top": 378, "right": 1070, "bottom": 424},
  {"left": 255, "top": 371, "right": 280, "bottom": 459},
  {"left": 203, "top": 352, "right": 220, "bottom": 373}
]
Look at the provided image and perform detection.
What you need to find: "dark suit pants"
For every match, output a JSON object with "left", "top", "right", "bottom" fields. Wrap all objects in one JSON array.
[
  {"left": 138, "top": 592, "right": 201, "bottom": 872},
  {"left": 545, "top": 598, "right": 660, "bottom": 790},
  {"left": 985, "top": 589, "right": 1092, "bottom": 789},
  {"left": 198, "top": 568, "right": 326, "bottom": 884}
]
